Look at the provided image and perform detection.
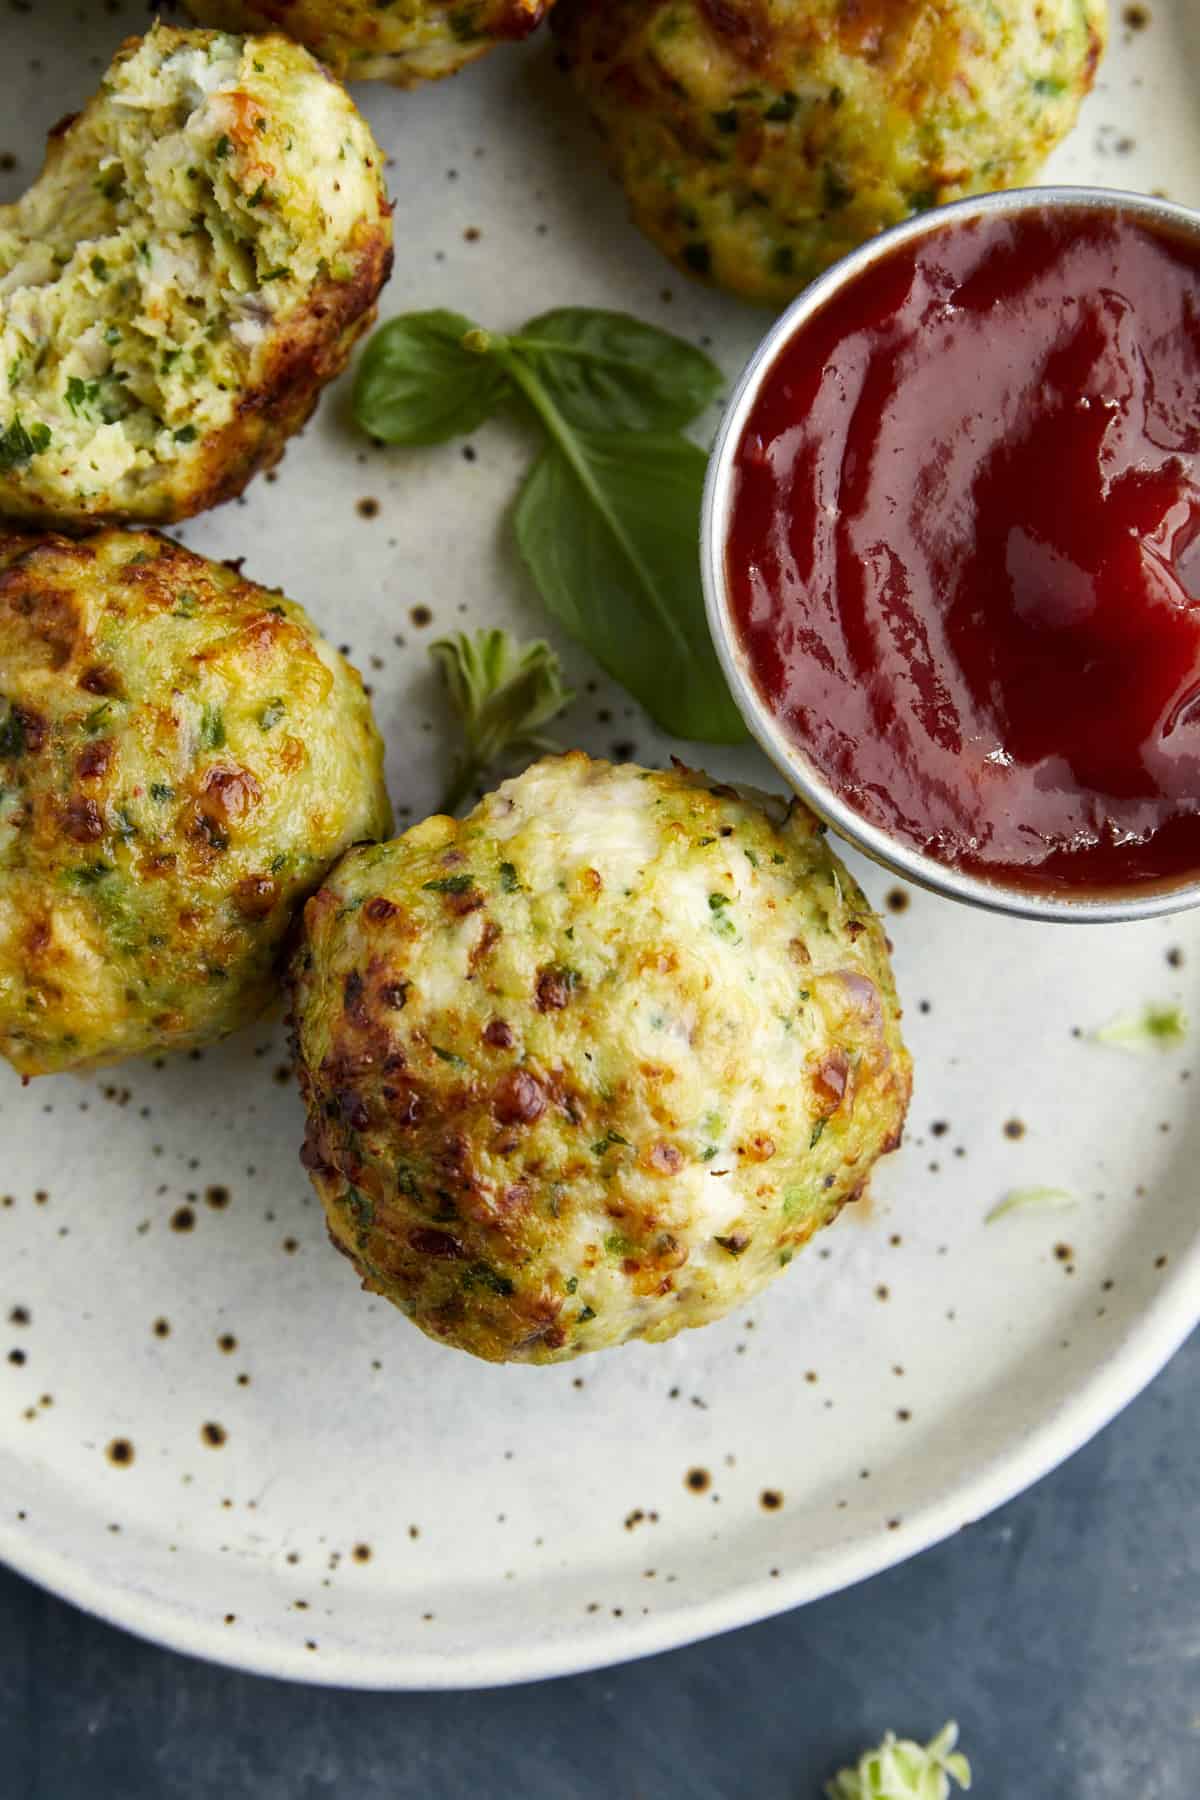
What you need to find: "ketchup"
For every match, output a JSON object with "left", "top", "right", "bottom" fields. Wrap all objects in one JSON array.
[{"left": 727, "top": 207, "right": 1200, "bottom": 895}]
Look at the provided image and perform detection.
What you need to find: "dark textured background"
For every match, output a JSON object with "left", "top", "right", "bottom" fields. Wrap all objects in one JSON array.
[{"left": 1, "top": 1330, "right": 1196, "bottom": 1799}]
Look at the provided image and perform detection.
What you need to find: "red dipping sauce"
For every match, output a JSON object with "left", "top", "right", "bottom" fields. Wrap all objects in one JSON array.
[{"left": 727, "top": 206, "right": 1200, "bottom": 896}]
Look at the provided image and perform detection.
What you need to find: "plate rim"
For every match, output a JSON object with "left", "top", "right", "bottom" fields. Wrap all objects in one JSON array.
[{"left": 3, "top": 1230, "right": 1198, "bottom": 1690}]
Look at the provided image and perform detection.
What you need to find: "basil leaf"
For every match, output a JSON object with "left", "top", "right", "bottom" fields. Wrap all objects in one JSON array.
[
  {"left": 352, "top": 310, "right": 510, "bottom": 445},
  {"left": 514, "top": 431, "right": 746, "bottom": 744},
  {"left": 511, "top": 308, "right": 723, "bottom": 433},
  {"left": 430, "top": 628, "right": 573, "bottom": 812}
]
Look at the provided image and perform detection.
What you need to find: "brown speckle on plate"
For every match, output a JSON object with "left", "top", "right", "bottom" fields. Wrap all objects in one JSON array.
[
  {"left": 205, "top": 1186, "right": 230, "bottom": 1211},
  {"left": 217, "top": 1334, "right": 237, "bottom": 1354},
  {"left": 8, "top": 1307, "right": 29, "bottom": 1327},
  {"left": 106, "top": 1438, "right": 134, "bottom": 1467},
  {"left": 685, "top": 1467, "right": 711, "bottom": 1494},
  {"left": 201, "top": 1422, "right": 228, "bottom": 1448},
  {"left": 760, "top": 1489, "right": 784, "bottom": 1511},
  {"left": 410, "top": 605, "right": 432, "bottom": 628},
  {"left": 352, "top": 1543, "right": 372, "bottom": 1563},
  {"left": 885, "top": 888, "right": 910, "bottom": 913},
  {"left": 170, "top": 1206, "right": 195, "bottom": 1233}
]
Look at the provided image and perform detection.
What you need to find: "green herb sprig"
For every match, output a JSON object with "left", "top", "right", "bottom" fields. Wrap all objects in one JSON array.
[
  {"left": 985, "top": 1186, "right": 1076, "bottom": 1225},
  {"left": 826, "top": 1721, "right": 971, "bottom": 1799},
  {"left": 353, "top": 307, "right": 746, "bottom": 745},
  {"left": 1090, "top": 1003, "right": 1188, "bottom": 1053},
  {"left": 431, "top": 628, "right": 573, "bottom": 815}
]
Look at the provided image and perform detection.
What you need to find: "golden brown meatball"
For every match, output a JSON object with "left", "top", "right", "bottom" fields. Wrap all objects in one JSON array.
[
  {"left": 290, "top": 754, "right": 911, "bottom": 1364},
  {"left": 555, "top": 0, "right": 1107, "bottom": 304},
  {"left": 182, "top": 0, "right": 555, "bottom": 85},
  {"left": 0, "top": 528, "right": 392, "bottom": 1075},
  {"left": 0, "top": 25, "right": 392, "bottom": 528}
]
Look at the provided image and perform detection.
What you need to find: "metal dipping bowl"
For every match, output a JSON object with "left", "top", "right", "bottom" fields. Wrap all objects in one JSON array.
[{"left": 701, "top": 185, "right": 1200, "bottom": 923}]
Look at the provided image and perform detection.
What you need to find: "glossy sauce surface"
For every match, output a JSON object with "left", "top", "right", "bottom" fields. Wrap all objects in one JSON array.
[{"left": 727, "top": 208, "right": 1200, "bottom": 894}]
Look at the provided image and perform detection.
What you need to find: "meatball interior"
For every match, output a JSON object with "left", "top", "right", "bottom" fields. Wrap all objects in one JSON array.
[
  {"left": 0, "top": 527, "right": 392, "bottom": 1076},
  {"left": 0, "top": 25, "right": 392, "bottom": 527},
  {"left": 291, "top": 755, "right": 911, "bottom": 1364},
  {"left": 556, "top": 0, "right": 1107, "bottom": 304},
  {"left": 183, "top": 0, "right": 555, "bottom": 85}
]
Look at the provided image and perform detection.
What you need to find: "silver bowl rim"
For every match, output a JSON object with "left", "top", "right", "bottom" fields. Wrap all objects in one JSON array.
[{"left": 701, "top": 183, "right": 1200, "bottom": 925}]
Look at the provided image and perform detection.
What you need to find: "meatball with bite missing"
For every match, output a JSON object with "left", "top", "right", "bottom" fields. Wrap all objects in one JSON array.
[
  {"left": 0, "top": 25, "right": 392, "bottom": 529},
  {"left": 0, "top": 528, "right": 391, "bottom": 1076},
  {"left": 555, "top": 0, "right": 1107, "bottom": 305},
  {"left": 182, "top": 0, "right": 555, "bottom": 85},
  {"left": 290, "top": 754, "right": 911, "bottom": 1364}
]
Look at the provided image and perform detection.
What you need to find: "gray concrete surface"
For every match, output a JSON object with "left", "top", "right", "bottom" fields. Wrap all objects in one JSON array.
[{"left": 2, "top": 1330, "right": 1196, "bottom": 1798}]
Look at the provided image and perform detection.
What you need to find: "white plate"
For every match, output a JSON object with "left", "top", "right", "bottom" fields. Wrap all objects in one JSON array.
[{"left": 3, "top": 0, "right": 1200, "bottom": 1691}]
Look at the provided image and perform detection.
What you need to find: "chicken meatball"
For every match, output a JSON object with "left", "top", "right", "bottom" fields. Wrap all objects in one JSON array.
[
  {"left": 290, "top": 754, "right": 911, "bottom": 1364},
  {"left": 0, "top": 528, "right": 392, "bottom": 1076},
  {"left": 0, "top": 25, "right": 392, "bottom": 528},
  {"left": 555, "top": 0, "right": 1107, "bottom": 305},
  {"left": 182, "top": 0, "right": 555, "bottom": 85}
]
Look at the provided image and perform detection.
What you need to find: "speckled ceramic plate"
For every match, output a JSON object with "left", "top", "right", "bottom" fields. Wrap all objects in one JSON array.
[{"left": 3, "top": 0, "right": 1200, "bottom": 1691}]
